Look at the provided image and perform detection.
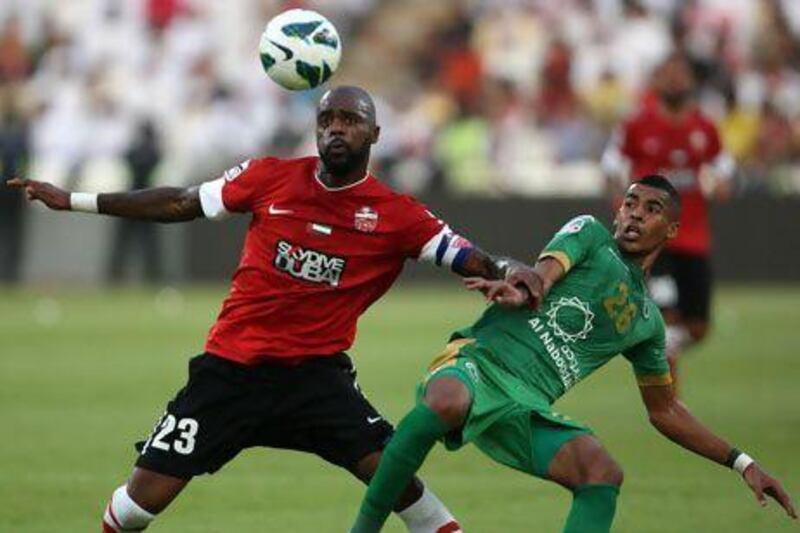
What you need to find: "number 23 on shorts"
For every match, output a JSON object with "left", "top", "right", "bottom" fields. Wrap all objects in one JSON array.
[{"left": 141, "top": 414, "right": 200, "bottom": 455}]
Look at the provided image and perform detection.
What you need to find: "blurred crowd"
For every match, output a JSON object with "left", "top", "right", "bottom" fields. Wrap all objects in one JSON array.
[
  {"left": 360, "top": 0, "right": 800, "bottom": 196},
  {"left": 1, "top": 0, "right": 800, "bottom": 206}
]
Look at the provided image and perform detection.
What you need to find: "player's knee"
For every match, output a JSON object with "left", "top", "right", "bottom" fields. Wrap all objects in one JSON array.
[
  {"left": 584, "top": 452, "right": 624, "bottom": 487},
  {"left": 423, "top": 394, "right": 469, "bottom": 428},
  {"left": 423, "top": 378, "right": 471, "bottom": 428},
  {"left": 103, "top": 485, "right": 155, "bottom": 532},
  {"left": 570, "top": 439, "right": 624, "bottom": 487},
  {"left": 687, "top": 322, "right": 709, "bottom": 343}
]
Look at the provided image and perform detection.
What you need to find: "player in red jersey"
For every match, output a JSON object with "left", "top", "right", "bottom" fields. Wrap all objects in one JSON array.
[
  {"left": 9, "top": 86, "right": 525, "bottom": 532},
  {"left": 601, "top": 54, "right": 735, "bottom": 390}
]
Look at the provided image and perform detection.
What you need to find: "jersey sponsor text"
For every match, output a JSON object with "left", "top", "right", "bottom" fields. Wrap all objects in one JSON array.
[{"left": 274, "top": 240, "right": 346, "bottom": 287}]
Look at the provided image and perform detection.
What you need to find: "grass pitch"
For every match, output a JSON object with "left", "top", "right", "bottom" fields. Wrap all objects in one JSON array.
[{"left": 0, "top": 284, "right": 798, "bottom": 532}]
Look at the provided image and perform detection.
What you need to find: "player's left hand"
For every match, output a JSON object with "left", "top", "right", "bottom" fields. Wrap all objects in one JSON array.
[
  {"left": 742, "top": 463, "right": 797, "bottom": 519},
  {"left": 7, "top": 177, "right": 71, "bottom": 210},
  {"left": 464, "top": 278, "right": 528, "bottom": 308},
  {"left": 505, "top": 266, "right": 544, "bottom": 310}
]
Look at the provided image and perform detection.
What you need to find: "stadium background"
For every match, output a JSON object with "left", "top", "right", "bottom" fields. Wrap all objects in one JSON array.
[{"left": 0, "top": 0, "right": 798, "bottom": 531}]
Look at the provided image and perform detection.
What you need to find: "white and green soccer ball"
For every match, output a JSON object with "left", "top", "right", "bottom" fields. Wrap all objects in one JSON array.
[{"left": 259, "top": 9, "right": 341, "bottom": 90}]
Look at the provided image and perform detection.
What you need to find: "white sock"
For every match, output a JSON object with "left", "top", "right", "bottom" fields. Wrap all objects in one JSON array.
[
  {"left": 666, "top": 325, "right": 690, "bottom": 355},
  {"left": 103, "top": 485, "right": 155, "bottom": 531},
  {"left": 397, "top": 486, "right": 461, "bottom": 532}
]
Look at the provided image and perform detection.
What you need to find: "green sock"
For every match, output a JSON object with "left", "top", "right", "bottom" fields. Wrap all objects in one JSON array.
[
  {"left": 351, "top": 403, "right": 449, "bottom": 533},
  {"left": 563, "top": 484, "right": 620, "bottom": 533}
]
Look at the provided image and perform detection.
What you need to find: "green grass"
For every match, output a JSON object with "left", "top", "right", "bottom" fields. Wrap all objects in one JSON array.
[{"left": 0, "top": 285, "right": 798, "bottom": 532}]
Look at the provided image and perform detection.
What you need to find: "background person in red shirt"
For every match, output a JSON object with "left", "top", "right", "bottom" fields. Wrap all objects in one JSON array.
[
  {"left": 601, "top": 53, "right": 735, "bottom": 391},
  {"left": 8, "top": 86, "right": 527, "bottom": 533}
]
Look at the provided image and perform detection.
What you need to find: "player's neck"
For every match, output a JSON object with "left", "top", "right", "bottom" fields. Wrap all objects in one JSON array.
[
  {"left": 658, "top": 100, "right": 692, "bottom": 121},
  {"left": 622, "top": 247, "right": 660, "bottom": 273},
  {"left": 316, "top": 161, "right": 369, "bottom": 189}
]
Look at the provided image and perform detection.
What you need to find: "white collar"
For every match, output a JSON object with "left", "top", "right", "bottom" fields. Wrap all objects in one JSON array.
[{"left": 314, "top": 164, "right": 370, "bottom": 191}]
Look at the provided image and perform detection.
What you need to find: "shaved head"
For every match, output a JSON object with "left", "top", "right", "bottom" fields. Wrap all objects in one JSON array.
[
  {"left": 315, "top": 85, "right": 380, "bottom": 181},
  {"left": 318, "top": 86, "right": 377, "bottom": 127}
]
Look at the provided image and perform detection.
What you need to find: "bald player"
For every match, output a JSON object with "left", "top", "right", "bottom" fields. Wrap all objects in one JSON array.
[{"left": 9, "top": 86, "right": 518, "bottom": 532}]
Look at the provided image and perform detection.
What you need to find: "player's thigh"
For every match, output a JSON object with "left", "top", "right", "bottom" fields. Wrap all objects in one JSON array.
[
  {"left": 648, "top": 251, "right": 679, "bottom": 317},
  {"left": 465, "top": 406, "right": 588, "bottom": 481},
  {"left": 135, "top": 354, "right": 258, "bottom": 480},
  {"left": 255, "top": 354, "right": 394, "bottom": 473},
  {"left": 126, "top": 467, "right": 190, "bottom": 513},
  {"left": 674, "top": 254, "right": 713, "bottom": 333},
  {"left": 545, "top": 433, "right": 623, "bottom": 490}
]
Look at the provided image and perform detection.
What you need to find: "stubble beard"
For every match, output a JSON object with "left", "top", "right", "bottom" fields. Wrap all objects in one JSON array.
[{"left": 321, "top": 143, "right": 370, "bottom": 176}]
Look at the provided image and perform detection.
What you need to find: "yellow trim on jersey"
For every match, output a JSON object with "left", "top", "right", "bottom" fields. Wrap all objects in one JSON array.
[
  {"left": 428, "top": 338, "right": 475, "bottom": 372},
  {"left": 538, "top": 251, "right": 572, "bottom": 273},
  {"left": 636, "top": 373, "right": 673, "bottom": 387}
]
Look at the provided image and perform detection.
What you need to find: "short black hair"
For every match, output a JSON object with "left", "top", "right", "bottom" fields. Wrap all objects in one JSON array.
[{"left": 636, "top": 174, "right": 681, "bottom": 216}]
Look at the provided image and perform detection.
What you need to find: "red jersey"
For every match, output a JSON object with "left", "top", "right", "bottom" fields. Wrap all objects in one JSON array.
[
  {"left": 198, "top": 156, "right": 449, "bottom": 365},
  {"left": 608, "top": 104, "right": 732, "bottom": 255}
]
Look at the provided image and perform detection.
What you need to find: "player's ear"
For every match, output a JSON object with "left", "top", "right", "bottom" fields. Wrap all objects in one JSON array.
[
  {"left": 612, "top": 209, "right": 621, "bottom": 229},
  {"left": 666, "top": 221, "right": 679, "bottom": 240},
  {"left": 371, "top": 125, "right": 380, "bottom": 145}
]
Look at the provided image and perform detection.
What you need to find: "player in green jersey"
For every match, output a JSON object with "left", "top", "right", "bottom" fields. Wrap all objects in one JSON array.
[{"left": 350, "top": 175, "right": 796, "bottom": 532}]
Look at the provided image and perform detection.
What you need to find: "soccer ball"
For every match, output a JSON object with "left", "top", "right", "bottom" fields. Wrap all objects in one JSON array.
[{"left": 259, "top": 9, "right": 341, "bottom": 90}]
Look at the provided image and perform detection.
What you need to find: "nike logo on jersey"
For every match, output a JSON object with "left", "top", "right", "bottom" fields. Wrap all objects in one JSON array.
[
  {"left": 309, "top": 223, "right": 332, "bottom": 235},
  {"left": 367, "top": 416, "right": 382, "bottom": 424},
  {"left": 269, "top": 204, "right": 294, "bottom": 216}
]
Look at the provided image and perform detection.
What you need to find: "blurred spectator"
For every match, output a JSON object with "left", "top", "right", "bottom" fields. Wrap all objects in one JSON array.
[
  {"left": 582, "top": 69, "right": 631, "bottom": 132},
  {"left": 608, "top": 0, "right": 672, "bottom": 93},
  {"left": 146, "top": 0, "right": 186, "bottom": 33},
  {"left": 535, "top": 38, "right": 577, "bottom": 125},
  {"left": 750, "top": 101, "right": 795, "bottom": 191},
  {"left": 0, "top": 92, "right": 30, "bottom": 282},
  {"left": 108, "top": 119, "right": 163, "bottom": 283},
  {"left": 0, "top": 17, "right": 31, "bottom": 83},
  {"left": 719, "top": 86, "right": 761, "bottom": 184},
  {"left": 433, "top": 7, "right": 482, "bottom": 110},
  {"left": 435, "top": 100, "right": 492, "bottom": 194},
  {"left": 1, "top": 0, "right": 800, "bottom": 198}
]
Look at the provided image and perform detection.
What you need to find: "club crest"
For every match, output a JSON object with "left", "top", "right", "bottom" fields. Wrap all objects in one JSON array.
[{"left": 354, "top": 206, "right": 378, "bottom": 233}]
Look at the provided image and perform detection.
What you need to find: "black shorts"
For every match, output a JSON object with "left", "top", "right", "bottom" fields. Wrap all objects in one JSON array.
[
  {"left": 648, "top": 250, "right": 713, "bottom": 322},
  {"left": 135, "top": 353, "right": 393, "bottom": 479}
]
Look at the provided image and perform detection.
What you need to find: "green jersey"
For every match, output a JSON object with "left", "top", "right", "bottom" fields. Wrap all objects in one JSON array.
[{"left": 454, "top": 215, "right": 671, "bottom": 403}]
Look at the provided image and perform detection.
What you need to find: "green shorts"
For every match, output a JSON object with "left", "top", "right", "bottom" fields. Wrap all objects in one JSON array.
[{"left": 418, "top": 338, "right": 591, "bottom": 478}]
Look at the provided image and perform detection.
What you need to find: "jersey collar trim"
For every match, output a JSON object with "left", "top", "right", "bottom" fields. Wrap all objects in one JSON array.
[{"left": 313, "top": 163, "right": 372, "bottom": 192}]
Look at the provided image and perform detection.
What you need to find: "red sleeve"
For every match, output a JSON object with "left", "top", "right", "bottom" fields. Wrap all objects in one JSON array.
[
  {"left": 619, "top": 118, "right": 637, "bottom": 159},
  {"left": 705, "top": 120, "right": 722, "bottom": 160},
  {"left": 393, "top": 196, "right": 447, "bottom": 258},
  {"left": 221, "top": 157, "right": 278, "bottom": 213}
]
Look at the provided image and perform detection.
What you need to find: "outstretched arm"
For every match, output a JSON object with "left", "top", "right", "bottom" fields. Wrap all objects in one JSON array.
[
  {"left": 7, "top": 178, "right": 204, "bottom": 223},
  {"left": 464, "top": 256, "right": 565, "bottom": 310},
  {"left": 452, "top": 249, "right": 514, "bottom": 280},
  {"left": 640, "top": 384, "right": 796, "bottom": 519}
]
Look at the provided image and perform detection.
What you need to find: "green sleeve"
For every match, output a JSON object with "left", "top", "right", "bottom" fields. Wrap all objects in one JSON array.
[
  {"left": 538, "top": 215, "right": 608, "bottom": 273},
  {"left": 623, "top": 321, "right": 672, "bottom": 386}
]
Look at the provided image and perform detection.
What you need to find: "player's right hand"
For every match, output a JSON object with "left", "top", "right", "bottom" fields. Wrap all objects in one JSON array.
[
  {"left": 464, "top": 278, "right": 528, "bottom": 308},
  {"left": 6, "top": 177, "right": 71, "bottom": 210},
  {"left": 742, "top": 463, "right": 797, "bottom": 519}
]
